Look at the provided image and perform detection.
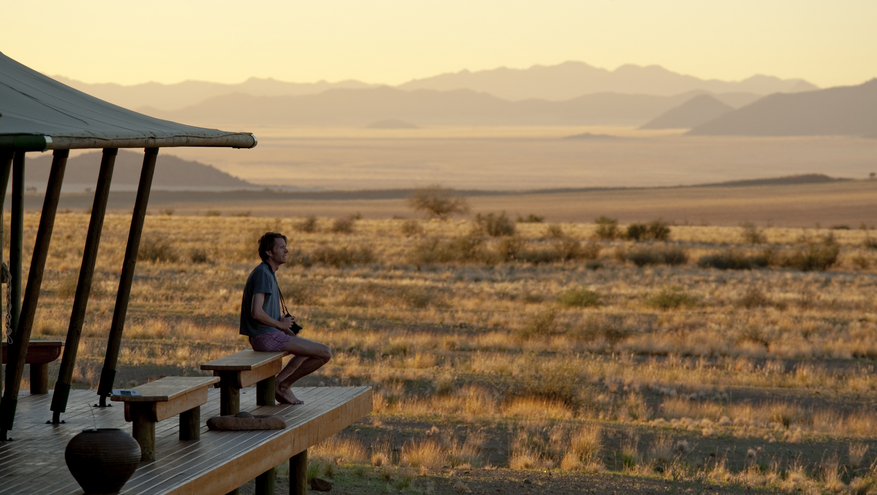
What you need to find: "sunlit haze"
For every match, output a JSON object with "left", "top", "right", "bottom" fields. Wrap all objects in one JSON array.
[{"left": 3, "top": 0, "right": 876, "bottom": 88}]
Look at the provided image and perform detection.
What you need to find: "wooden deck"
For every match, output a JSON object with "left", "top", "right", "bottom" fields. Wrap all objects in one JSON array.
[{"left": 0, "top": 386, "right": 372, "bottom": 494}]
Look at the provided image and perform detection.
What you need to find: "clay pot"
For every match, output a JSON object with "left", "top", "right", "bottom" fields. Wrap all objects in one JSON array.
[{"left": 65, "top": 428, "right": 141, "bottom": 494}]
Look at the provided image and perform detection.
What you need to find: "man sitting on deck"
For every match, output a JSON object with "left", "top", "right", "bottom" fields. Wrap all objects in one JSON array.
[{"left": 240, "top": 232, "right": 332, "bottom": 404}]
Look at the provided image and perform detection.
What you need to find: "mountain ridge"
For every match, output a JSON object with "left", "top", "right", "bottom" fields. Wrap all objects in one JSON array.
[
  {"left": 688, "top": 79, "right": 877, "bottom": 136},
  {"left": 54, "top": 61, "right": 815, "bottom": 111}
]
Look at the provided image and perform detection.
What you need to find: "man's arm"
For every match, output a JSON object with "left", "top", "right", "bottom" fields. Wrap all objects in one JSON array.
[{"left": 251, "top": 293, "right": 295, "bottom": 334}]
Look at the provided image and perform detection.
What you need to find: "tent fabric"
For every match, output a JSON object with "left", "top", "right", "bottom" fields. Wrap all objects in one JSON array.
[{"left": 0, "top": 51, "right": 256, "bottom": 150}]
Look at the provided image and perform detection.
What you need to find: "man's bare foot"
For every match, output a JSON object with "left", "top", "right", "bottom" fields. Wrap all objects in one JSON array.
[{"left": 276, "top": 387, "right": 304, "bottom": 405}]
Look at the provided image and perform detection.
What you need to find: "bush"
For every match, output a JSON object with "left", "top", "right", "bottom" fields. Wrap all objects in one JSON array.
[
  {"left": 545, "top": 226, "right": 598, "bottom": 261},
  {"left": 698, "top": 249, "right": 769, "bottom": 270},
  {"left": 204, "top": 210, "right": 221, "bottom": 217},
  {"left": 189, "top": 248, "right": 209, "bottom": 264},
  {"left": 401, "top": 219, "right": 423, "bottom": 236},
  {"left": 475, "top": 211, "right": 515, "bottom": 237},
  {"left": 863, "top": 237, "right": 877, "bottom": 250},
  {"left": 331, "top": 216, "right": 355, "bottom": 234},
  {"left": 780, "top": 240, "right": 840, "bottom": 271},
  {"left": 626, "top": 220, "right": 672, "bottom": 242},
  {"left": 297, "top": 215, "right": 319, "bottom": 233},
  {"left": 311, "top": 245, "right": 375, "bottom": 266},
  {"left": 557, "top": 287, "right": 602, "bottom": 308},
  {"left": 409, "top": 234, "right": 485, "bottom": 264},
  {"left": 594, "top": 216, "right": 619, "bottom": 240},
  {"left": 624, "top": 245, "right": 688, "bottom": 267},
  {"left": 137, "top": 237, "right": 178, "bottom": 263},
  {"left": 740, "top": 222, "right": 767, "bottom": 244},
  {"left": 496, "top": 236, "right": 525, "bottom": 262},
  {"left": 407, "top": 184, "right": 470, "bottom": 220},
  {"left": 517, "top": 214, "right": 544, "bottom": 223},
  {"left": 647, "top": 287, "right": 697, "bottom": 310}
]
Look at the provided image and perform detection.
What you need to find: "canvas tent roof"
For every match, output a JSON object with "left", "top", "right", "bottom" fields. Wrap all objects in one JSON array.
[{"left": 0, "top": 51, "right": 256, "bottom": 151}]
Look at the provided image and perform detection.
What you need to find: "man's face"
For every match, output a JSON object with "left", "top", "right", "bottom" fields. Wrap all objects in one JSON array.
[{"left": 267, "top": 237, "right": 288, "bottom": 265}]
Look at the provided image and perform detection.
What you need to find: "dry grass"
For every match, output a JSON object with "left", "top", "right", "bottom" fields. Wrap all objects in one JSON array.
[{"left": 12, "top": 210, "right": 877, "bottom": 493}]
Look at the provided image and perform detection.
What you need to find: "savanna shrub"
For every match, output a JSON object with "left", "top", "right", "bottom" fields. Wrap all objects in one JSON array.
[
  {"left": 517, "top": 214, "right": 544, "bottom": 223},
  {"left": 297, "top": 215, "right": 318, "bottom": 233},
  {"left": 697, "top": 250, "right": 769, "bottom": 270},
  {"left": 189, "top": 248, "right": 209, "bottom": 264},
  {"left": 312, "top": 245, "right": 375, "bottom": 266},
  {"left": 475, "top": 211, "right": 515, "bottom": 237},
  {"left": 331, "top": 216, "right": 355, "bottom": 234},
  {"left": 137, "top": 237, "right": 178, "bottom": 263},
  {"left": 594, "top": 216, "right": 619, "bottom": 240},
  {"left": 740, "top": 222, "right": 767, "bottom": 244},
  {"left": 400, "top": 219, "right": 423, "bottom": 236},
  {"left": 557, "top": 287, "right": 601, "bottom": 308},
  {"left": 626, "top": 220, "right": 671, "bottom": 242},
  {"left": 407, "top": 184, "right": 470, "bottom": 220},
  {"left": 647, "top": 287, "right": 697, "bottom": 310},
  {"left": 624, "top": 245, "right": 688, "bottom": 266},
  {"left": 409, "top": 234, "right": 485, "bottom": 264},
  {"left": 495, "top": 236, "right": 525, "bottom": 261},
  {"left": 780, "top": 241, "right": 840, "bottom": 271}
]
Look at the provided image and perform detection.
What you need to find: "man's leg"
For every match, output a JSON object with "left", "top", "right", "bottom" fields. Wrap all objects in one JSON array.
[{"left": 276, "top": 336, "right": 331, "bottom": 405}]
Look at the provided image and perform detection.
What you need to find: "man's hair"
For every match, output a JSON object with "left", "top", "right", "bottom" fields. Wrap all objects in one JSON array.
[{"left": 258, "top": 232, "right": 287, "bottom": 261}]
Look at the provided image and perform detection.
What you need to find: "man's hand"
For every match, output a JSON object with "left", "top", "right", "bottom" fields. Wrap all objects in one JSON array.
[{"left": 279, "top": 314, "right": 295, "bottom": 331}]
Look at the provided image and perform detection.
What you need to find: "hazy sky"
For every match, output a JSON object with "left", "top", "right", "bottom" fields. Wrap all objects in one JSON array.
[{"left": 3, "top": 0, "right": 875, "bottom": 88}]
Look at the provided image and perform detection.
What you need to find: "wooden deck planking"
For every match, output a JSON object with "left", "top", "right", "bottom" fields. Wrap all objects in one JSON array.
[{"left": 0, "top": 385, "right": 372, "bottom": 494}]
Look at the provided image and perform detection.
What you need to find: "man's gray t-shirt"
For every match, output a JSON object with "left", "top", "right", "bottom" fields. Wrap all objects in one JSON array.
[{"left": 240, "top": 262, "right": 281, "bottom": 336}]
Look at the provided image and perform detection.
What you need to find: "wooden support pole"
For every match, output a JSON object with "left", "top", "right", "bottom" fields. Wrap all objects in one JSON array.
[
  {"left": 130, "top": 405, "right": 156, "bottom": 462},
  {"left": 30, "top": 363, "right": 48, "bottom": 395},
  {"left": 256, "top": 376, "right": 276, "bottom": 406},
  {"left": 51, "top": 148, "right": 117, "bottom": 423},
  {"left": 0, "top": 150, "right": 67, "bottom": 437},
  {"left": 290, "top": 450, "right": 307, "bottom": 495},
  {"left": 0, "top": 150, "right": 12, "bottom": 396},
  {"left": 255, "top": 467, "right": 276, "bottom": 495},
  {"left": 97, "top": 148, "right": 158, "bottom": 406},
  {"left": 219, "top": 371, "right": 240, "bottom": 416},
  {"left": 179, "top": 406, "right": 200, "bottom": 441}
]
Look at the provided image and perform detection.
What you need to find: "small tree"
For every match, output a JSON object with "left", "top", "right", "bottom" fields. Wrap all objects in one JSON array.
[{"left": 407, "top": 184, "right": 469, "bottom": 220}]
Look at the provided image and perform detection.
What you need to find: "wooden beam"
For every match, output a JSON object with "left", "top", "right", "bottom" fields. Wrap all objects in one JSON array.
[
  {"left": 0, "top": 149, "right": 68, "bottom": 436},
  {"left": 0, "top": 149, "right": 11, "bottom": 396},
  {"left": 51, "top": 148, "right": 117, "bottom": 423},
  {"left": 97, "top": 148, "right": 158, "bottom": 406}
]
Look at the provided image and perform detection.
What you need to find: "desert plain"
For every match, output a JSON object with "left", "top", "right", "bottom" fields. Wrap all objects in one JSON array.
[{"left": 7, "top": 126, "right": 877, "bottom": 494}]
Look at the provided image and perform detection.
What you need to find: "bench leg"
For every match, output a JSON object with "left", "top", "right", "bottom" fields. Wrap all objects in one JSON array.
[
  {"left": 30, "top": 363, "right": 49, "bottom": 395},
  {"left": 219, "top": 372, "right": 240, "bottom": 416},
  {"left": 255, "top": 467, "right": 276, "bottom": 495},
  {"left": 131, "top": 406, "right": 156, "bottom": 461},
  {"left": 179, "top": 406, "right": 200, "bottom": 441},
  {"left": 256, "top": 376, "right": 276, "bottom": 406},
  {"left": 290, "top": 450, "right": 307, "bottom": 495}
]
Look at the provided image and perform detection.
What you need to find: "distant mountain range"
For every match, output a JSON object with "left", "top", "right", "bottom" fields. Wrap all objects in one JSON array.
[
  {"left": 51, "top": 62, "right": 877, "bottom": 136},
  {"left": 640, "top": 95, "right": 734, "bottom": 129},
  {"left": 142, "top": 87, "right": 762, "bottom": 127},
  {"left": 398, "top": 61, "right": 817, "bottom": 101},
  {"left": 55, "top": 61, "right": 814, "bottom": 111},
  {"left": 25, "top": 150, "right": 256, "bottom": 192},
  {"left": 688, "top": 79, "right": 877, "bottom": 136},
  {"left": 54, "top": 76, "right": 375, "bottom": 112}
]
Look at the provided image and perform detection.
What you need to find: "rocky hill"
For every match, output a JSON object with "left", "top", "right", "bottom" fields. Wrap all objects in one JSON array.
[
  {"left": 640, "top": 94, "right": 734, "bottom": 129},
  {"left": 25, "top": 150, "right": 256, "bottom": 192},
  {"left": 688, "top": 79, "right": 877, "bottom": 136}
]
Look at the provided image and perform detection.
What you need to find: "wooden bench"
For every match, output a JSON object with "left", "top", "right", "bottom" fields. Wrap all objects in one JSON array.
[
  {"left": 1, "top": 340, "right": 64, "bottom": 394},
  {"left": 201, "top": 350, "right": 288, "bottom": 416},
  {"left": 110, "top": 375, "right": 219, "bottom": 461}
]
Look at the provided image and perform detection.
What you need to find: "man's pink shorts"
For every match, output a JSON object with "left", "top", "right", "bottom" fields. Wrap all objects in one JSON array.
[{"left": 249, "top": 332, "right": 291, "bottom": 352}]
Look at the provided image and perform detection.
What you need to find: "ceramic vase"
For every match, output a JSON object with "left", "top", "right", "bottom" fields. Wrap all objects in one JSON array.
[{"left": 65, "top": 428, "right": 141, "bottom": 494}]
